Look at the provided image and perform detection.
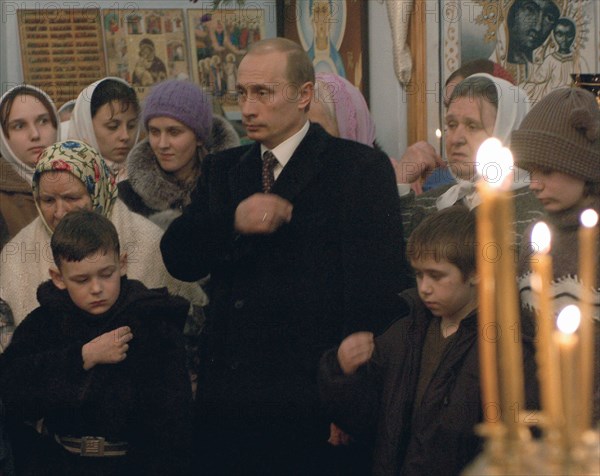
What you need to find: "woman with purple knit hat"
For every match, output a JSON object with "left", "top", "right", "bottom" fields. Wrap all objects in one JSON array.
[{"left": 118, "top": 79, "right": 239, "bottom": 230}]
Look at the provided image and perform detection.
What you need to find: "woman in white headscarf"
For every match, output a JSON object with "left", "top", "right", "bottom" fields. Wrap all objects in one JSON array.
[
  {"left": 0, "top": 85, "right": 60, "bottom": 247},
  {"left": 397, "top": 73, "right": 544, "bottom": 244},
  {"left": 68, "top": 77, "right": 140, "bottom": 181}
]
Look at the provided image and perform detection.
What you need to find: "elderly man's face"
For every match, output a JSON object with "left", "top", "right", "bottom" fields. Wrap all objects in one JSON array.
[{"left": 510, "top": 0, "right": 559, "bottom": 52}]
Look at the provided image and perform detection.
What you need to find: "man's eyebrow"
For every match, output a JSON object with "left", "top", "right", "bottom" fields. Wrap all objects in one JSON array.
[{"left": 237, "top": 82, "right": 278, "bottom": 90}]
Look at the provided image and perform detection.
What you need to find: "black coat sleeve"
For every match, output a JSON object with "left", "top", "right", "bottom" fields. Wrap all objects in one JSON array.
[
  {"left": 160, "top": 153, "right": 237, "bottom": 282},
  {"left": 318, "top": 348, "right": 381, "bottom": 442},
  {"left": 341, "top": 152, "right": 412, "bottom": 334}
]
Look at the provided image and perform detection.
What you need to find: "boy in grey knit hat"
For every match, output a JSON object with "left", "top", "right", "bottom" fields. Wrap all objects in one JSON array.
[{"left": 513, "top": 86, "right": 600, "bottom": 426}]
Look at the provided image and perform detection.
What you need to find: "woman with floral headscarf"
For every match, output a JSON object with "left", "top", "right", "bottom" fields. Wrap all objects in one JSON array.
[{"left": 0, "top": 139, "right": 207, "bottom": 328}]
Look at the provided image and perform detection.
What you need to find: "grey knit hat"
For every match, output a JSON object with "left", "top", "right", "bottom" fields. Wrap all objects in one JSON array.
[
  {"left": 512, "top": 87, "right": 600, "bottom": 182},
  {"left": 143, "top": 79, "right": 213, "bottom": 142}
]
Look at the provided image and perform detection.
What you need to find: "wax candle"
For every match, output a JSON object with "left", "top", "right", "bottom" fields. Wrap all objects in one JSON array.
[
  {"left": 496, "top": 186, "right": 525, "bottom": 437},
  {"left": 475, "top": 138, "right": 526, "bottom": 435},
  {"left": 475, "top": 179, "right": 500, "bottom": 423},
  {"left": 555, "top": 305, "right": 581, "bottom": 447},
  {"left": 578, "top": 209, "right": 598, "bottom": 431},
  {"left": 435, "top": 128, "right": 443, "bottom": 155},
  {"left": 530, "top": 222, "right": 561, "bottom": 428}
]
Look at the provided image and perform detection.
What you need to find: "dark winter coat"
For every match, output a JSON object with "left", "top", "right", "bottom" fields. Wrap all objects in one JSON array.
[
  {"left": 0, "top": 278, "right": 193, "bottom": 476},
  {"left": 118, "top": 115, "right": 240, "bottom": 229},
  {"left": 160, "top": 122, "right": 410, "bottom": 474},
  {"left": 319, "top": 289, "right": 540, "bottom": 476}
]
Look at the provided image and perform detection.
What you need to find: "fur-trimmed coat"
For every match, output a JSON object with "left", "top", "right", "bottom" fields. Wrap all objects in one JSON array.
[{"left": 118, "top": 115, "right": 239, "bottom": 229}]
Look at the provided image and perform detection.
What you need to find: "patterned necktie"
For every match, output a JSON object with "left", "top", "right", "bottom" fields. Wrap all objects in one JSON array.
[{"left": 262, "top": 150, "right": 278, "bottom": 193}]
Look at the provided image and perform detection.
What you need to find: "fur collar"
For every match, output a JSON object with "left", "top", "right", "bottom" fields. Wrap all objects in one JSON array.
[{"left": 126, "top": 115, "right": 239, "bottom": 212}]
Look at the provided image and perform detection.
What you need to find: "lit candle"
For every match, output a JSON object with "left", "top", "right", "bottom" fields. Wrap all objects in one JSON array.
[
  {"left": 578, "top": 209, "right": 598, "bottom": 431},
  {"left": 530, "top": 222, "right": 561, "bottom": 428},
  {"left": 475, "top": 178, "right": 500, "bottom": 423},
  {"left": 555, "top": 305, "right": 581, "bottom": 447},
  {"left": 435, "top": 128, "right": 442, "bottom": 155},
  {"left": 475, "top": 138, "right": 526, "bottom": 435},
  {"left": 475, "top": 139, "right": 501, "bottom": 424}
]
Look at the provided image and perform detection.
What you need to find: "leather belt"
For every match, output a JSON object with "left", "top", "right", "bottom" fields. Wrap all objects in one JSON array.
[{"left": 54, "top": 435, "right": 128, "bottom": 457}]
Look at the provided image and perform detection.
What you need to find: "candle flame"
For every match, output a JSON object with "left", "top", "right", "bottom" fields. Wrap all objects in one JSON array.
[
  {"left": 435, "top": 128, "right": 442, "bottom": 139},
  {"left": 476, "top": 138, "right": 513, "bottom": 189},
  {"left": 580, "top": 209, "right": 598, "bottom": 228},
  {"left": 556, "top": 305, "right": 581, "bottom": 335},
  {"left": 531, "top": 222, "right": 551, "bottom": 254}
]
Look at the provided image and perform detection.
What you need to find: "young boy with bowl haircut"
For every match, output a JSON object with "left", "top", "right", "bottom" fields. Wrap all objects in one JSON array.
[
  {"left": 0, "top": 210, "right": 192, "bottom": 476},
  {"left": 319, "top": 206, "right": 539, "bottom": 475}
]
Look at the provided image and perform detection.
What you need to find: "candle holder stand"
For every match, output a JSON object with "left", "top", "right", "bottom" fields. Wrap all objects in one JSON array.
[{"left": 463, "top": 423, "right": 599, "bottom": 475}]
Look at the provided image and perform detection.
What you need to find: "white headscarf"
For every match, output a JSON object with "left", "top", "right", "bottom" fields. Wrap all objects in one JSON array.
[
  {"left": 436, "top": 73, "right": 531, "bottom": 210},
  {"left": 0, "top": 85, "right": 60, "bottom": 185},
  {"left": 67, "top": 77, "right": 140, "bottom": 178}
]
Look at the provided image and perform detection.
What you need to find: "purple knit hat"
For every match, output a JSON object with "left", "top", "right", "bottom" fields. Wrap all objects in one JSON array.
[{"left": 143, "top": 79, "right": 213, "bottom": 142}]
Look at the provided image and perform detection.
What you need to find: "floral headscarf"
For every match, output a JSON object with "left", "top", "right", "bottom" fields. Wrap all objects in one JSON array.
[{"left": 32, "top": 140, "right": 118, "bottom": 230}]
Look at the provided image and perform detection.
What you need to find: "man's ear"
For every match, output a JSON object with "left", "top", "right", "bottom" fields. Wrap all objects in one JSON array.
[
  {"left": 468, "top": 273, "right": 479, "bottom": 286},
  {"left": 298, "top": 81, "right": 314, "bottom": 110},
  {"left": 49, "top": 266, "right": 67, "bottom": 290},
  {"left": 119, "top": 253, "right": 128, "bottom": 277}
]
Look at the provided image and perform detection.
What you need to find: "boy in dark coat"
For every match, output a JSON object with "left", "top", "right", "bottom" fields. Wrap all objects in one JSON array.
[
  {"left": 0, "top": 210, "right": 192, "bottom": 476},
  {"left": 319, "top": 206, "right": 539, "bottom": 476}
]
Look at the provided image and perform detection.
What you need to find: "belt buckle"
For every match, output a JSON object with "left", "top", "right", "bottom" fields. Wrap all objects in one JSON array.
[{"left": 80, "top": 436, "right": 105, "bottom": 457}]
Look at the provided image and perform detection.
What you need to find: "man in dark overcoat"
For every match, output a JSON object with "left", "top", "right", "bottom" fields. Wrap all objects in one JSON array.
[{"left": 160, "top": 37, "right": 410, "bottom": 475}]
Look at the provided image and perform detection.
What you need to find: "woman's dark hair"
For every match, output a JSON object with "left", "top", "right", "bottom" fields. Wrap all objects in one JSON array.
[
  {"left": 1, "top": 86, "right": 58, "bottom": 137},
  {"left": 91, "top": 79, "right": 140, "bottom": 119},
  {"left": 449, "top": 75, "right": 499, "bottom": 109}
]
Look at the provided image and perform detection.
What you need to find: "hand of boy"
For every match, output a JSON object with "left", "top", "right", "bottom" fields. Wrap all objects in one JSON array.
[
  {"left": 337, "top": 332, "right": 374, "bottom": 375},
  {"left": 82, "top": 326, "right": 133, "bottom": 370}
]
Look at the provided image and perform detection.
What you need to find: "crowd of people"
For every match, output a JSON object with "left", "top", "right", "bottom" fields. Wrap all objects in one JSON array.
[{"left": 0, "top": 37, "right": 598, "bottom": 476}]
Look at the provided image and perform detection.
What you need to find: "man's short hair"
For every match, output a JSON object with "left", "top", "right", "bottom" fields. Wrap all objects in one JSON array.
[
  {"left": 51, "top": 210, "right": 120, "bottom": 269},
  {"left": 406, "top": 206, "right": 477, "bottom": 280},
  {"left": 246, "top": 38, "right": 315, "bottom": 85}
]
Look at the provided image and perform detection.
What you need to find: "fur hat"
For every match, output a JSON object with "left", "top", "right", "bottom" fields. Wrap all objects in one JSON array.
[
  {"left": 512, "top": 87, "right": 600, "bottom": 182},
  {"left": 143, "top": 79, "right": 213, "bottom": 142}
]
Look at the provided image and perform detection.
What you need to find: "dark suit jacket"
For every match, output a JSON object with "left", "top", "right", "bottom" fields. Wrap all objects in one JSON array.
[{"left": 160, "top": 123, "right": 409, "bottom": 465}]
